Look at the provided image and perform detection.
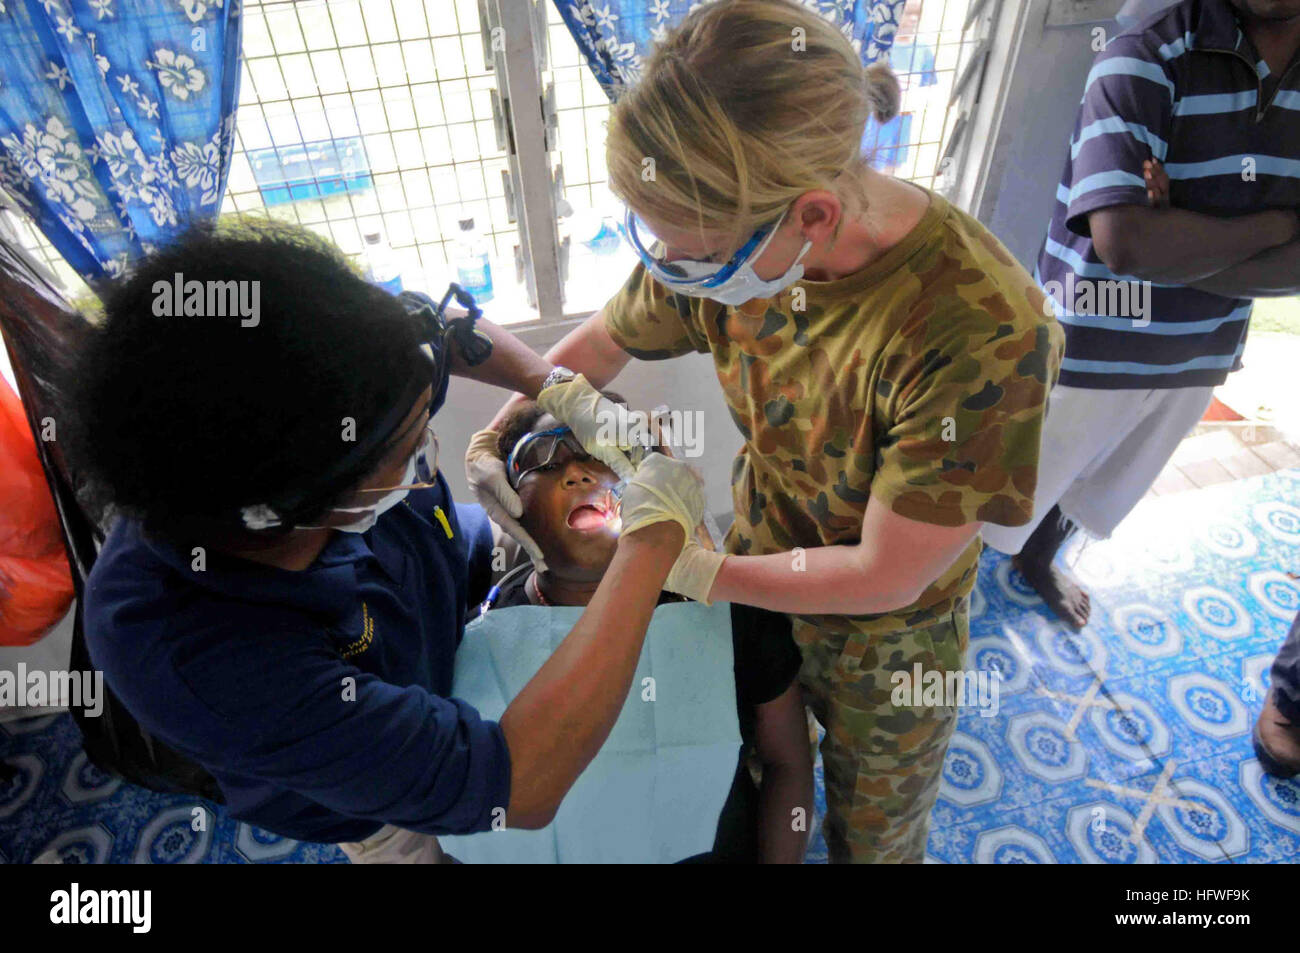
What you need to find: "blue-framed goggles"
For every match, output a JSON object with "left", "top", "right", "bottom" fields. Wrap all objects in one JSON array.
[
  {"left": 622, "top": 209, "right": 771, "bottom": 291},
  {"left": 506, "top": 421, "right": 666, "bottom": 491}
]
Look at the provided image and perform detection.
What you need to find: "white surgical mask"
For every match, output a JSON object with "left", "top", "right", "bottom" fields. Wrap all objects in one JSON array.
[
  {"left": 691, "top": 230, "right": 812, "bottom": 306},
  {"left": 625, "top": 206, "right": 812, "bottom": 306},
  {"left": 305, "top": 454, "right": 417, "bottom": 534}
]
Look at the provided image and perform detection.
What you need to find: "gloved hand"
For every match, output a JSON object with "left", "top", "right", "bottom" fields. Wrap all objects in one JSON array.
[
  {"left": 618, "top": 452, "right": 706, "bottom": 544},
  {"left": 664, "top": 538, "right": 728, "bottom": 606},
  {"left": 536, "top": 373, "right": 644, "bottom": 481},
  {"left": 465, "top": 428, "right": 548, "bottom": 572}
]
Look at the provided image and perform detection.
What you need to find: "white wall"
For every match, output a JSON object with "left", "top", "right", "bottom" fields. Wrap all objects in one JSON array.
[
  {"left": 971, "top": 0, "right": 1123, "bottom": 269},
  {"left": 0, "top": 606, "right": 74, "bottom": 718}
]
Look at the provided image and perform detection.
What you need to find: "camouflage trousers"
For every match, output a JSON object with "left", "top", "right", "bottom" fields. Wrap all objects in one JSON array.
[{"left": 794, "top": 603, "right": 969, "bottom": 863}]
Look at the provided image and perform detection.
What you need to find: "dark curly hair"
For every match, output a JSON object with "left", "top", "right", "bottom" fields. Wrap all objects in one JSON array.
[{"left": 66, "top": 219, "right": 430, "bottom": 546}]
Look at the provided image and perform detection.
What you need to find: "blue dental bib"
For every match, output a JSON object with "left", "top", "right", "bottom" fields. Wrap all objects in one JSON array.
[{"left": 440, "top": 600, "right": 740, "bottom": 863}]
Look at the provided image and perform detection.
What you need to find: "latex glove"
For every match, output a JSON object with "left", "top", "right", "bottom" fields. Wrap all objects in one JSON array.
[
  {"left": 464, "top": 428, "right": 548, "bottom": 571},
  {"left": 618, "top": 452, "right": 706, "bottom": 544},
  {"left": 664, "top": 538, "right": 728, "bottom": 606},
  {"left": 536, "top": 373, "right": 642, "bottom": 481}
]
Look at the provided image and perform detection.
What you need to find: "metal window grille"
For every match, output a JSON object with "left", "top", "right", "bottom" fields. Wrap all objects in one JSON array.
[{"left": 5, "top": 0, "right": 985, "bottom": 320}]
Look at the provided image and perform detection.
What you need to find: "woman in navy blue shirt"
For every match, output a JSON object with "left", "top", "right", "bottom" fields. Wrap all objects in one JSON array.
[{"left": 70, "top": 222, "right": 705, "bottom": 862}]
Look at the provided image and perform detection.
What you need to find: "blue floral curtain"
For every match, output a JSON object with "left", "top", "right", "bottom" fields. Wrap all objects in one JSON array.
[
  {"left": 552, "top": 0, "right": 906, "bottom": 98},
  {"left": 0, "top": 0, "right": 242, "bottom": 283}
]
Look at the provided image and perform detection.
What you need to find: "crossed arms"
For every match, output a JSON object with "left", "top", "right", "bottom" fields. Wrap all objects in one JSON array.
[{"left": 1089, "top": 161, "right": 1300, "bottom": 297}]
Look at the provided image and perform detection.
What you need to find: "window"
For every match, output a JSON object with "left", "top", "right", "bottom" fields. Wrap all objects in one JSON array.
[
  {"left": 6, "top": 0, "right": 984, "bottom": 322},
  {"left": 228, "top": 0, "right": 525, "bottom": 315},
  {"left": 542, "top": 2, "right": 641, "bottom": 317},
  {"left": 856, "top": 0, "right": 973, "bottom": 192}
]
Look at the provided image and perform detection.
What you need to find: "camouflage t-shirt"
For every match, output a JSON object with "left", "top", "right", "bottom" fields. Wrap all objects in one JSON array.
[{"left": 604, "top": 189, "right": 1065, "bottom": 637}]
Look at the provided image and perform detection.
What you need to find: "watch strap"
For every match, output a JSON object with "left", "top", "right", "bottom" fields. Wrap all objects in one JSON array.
[{"left": 541, "top": 365, "right": 576, "bottom": 391}]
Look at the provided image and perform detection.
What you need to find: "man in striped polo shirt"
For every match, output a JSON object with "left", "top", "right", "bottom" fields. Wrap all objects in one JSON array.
[{"left": 982, "top": 0, "right": 1300, "bottom": 629}]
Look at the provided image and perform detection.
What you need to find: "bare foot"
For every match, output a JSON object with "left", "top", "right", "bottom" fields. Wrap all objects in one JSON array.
[
  {"left": 1254, "top": 689, "right": 1300, "bottom": 778},
  {"left": 1013, "top": 554, "right": 1091, "bottom": 631}
]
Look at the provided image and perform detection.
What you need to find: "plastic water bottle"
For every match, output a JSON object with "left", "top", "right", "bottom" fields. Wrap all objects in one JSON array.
[
  {"left": 569, "top": 208, "right": 621, "bottom": 255},
  {"left": 362, "top": 231, "right": 403, "bottom": 295},
  {"left": 454, "top": 217, "right": 493, "bottom": 303}
]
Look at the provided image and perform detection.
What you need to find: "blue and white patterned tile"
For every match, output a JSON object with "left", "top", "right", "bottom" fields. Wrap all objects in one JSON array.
[
  {"left": 60, "top": 750, "right": 122, "bottom": 805},
  {"left": 0, "top": 753, "right": 46, "bottom": 822},
  {"left": 1250, "top": 499, "right": 1300, "bottom": 549},
  {"left": 1065, "top": 800, "right": 1160, "bottom": 864},
  {"left": 1240, "top": 652, "right": 1274, "bottom": 704},
  {"left": 1156, "top": 775, "right": 1250, "bottom": 861},
  {"left": 1081, "top": 689, "right": 1171, "bottom": 781},
  {"left": 132, "top": 805, "right": 215, "bottom": 864},
  {"left": 1108, "top": 601, "right": 1186, "bottom": 668},
  {"left": 1006, "top": 710, "right": 1091, "bottom": 784},
  {"left": 31, "top": 823, "right": 115, "bottom": 865},
  {"left": 971, "top": 822, "right": 1059, "bottom": 864},
  {"left": 938, "top": 731, "right": 1005, "bottom": 809},
  {"left": 2, "top": 471, "right": 1297, "bottom": 864},
  {"left": 1166, "top": 671, "right": 1253, "bottom": 743},
  {"left": 1247, "top": 569, "right": 1300, "bottom": 623},
  {"left": 1236, "top": 759, "right": 1300, "bottom": 849}
]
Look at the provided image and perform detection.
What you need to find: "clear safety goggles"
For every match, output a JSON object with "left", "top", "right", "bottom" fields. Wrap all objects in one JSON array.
[
  {"left": 622, "top": 208, "right": 774, "bottom": 291},
  {"left": 362, "top": 420, "right": 440, "bottom": 495}
]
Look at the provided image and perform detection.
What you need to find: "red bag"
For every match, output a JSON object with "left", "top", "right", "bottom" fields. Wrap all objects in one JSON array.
[{"left": 0, "top": 374, "right": 74, "bottom": 644}]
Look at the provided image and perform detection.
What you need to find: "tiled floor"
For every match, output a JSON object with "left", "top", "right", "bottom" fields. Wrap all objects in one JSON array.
[
  {"left": 4, "top": 464, "right": 1297, "bottom": 863},
  {"left": 1150, "top": 427, "right": 1300, "bottom": 497},
  {"left": 916, "top": 468, "right": 1300, "bottom": 863}
]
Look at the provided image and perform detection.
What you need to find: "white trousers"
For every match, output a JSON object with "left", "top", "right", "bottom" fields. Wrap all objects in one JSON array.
[
  {"left": 980, "top": 383, "right": 1214, "bottom": 555},
  {"left": 338, "top": 824, "right": 449, "bottom": 864}
]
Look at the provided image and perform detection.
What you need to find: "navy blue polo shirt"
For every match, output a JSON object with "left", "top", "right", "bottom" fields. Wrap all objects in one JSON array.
[
  {"left": 83, "top": 476, "right": 508, "bottom": 844},
  {"left": 1037, "top": 0, "right": 1300, "bottom": 389}
]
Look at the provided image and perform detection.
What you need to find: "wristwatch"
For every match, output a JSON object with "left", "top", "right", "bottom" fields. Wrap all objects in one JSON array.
[{"left": 540, "top": 365, "right": 577, "bottom": 391}]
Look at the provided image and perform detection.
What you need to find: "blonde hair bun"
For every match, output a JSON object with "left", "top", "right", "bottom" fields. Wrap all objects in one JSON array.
[
  {"left": 865, "top": 61, "right": 902, "bottom": 124},
  {"left": 606, "top": 0, "right": 897, "bottom": 249}
]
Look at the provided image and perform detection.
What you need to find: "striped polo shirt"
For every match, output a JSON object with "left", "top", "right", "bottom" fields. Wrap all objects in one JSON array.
[{"left": 1037, "top": 0, "right": 1300, "bottom": 389}]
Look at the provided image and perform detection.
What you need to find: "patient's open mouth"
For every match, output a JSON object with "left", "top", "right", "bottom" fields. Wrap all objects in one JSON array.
[{"left": 566, "top": 497, "right": 613, "bottom": 531}]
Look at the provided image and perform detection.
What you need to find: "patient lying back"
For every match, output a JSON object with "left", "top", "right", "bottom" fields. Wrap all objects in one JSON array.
[{"left": 489, "top": 399, "right": 815, "bottom": 863}]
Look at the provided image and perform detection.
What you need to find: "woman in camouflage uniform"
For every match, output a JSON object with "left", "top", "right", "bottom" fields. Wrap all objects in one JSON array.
[{"left": 469, "top": 0, "right": 1063, "bottom": 863}]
